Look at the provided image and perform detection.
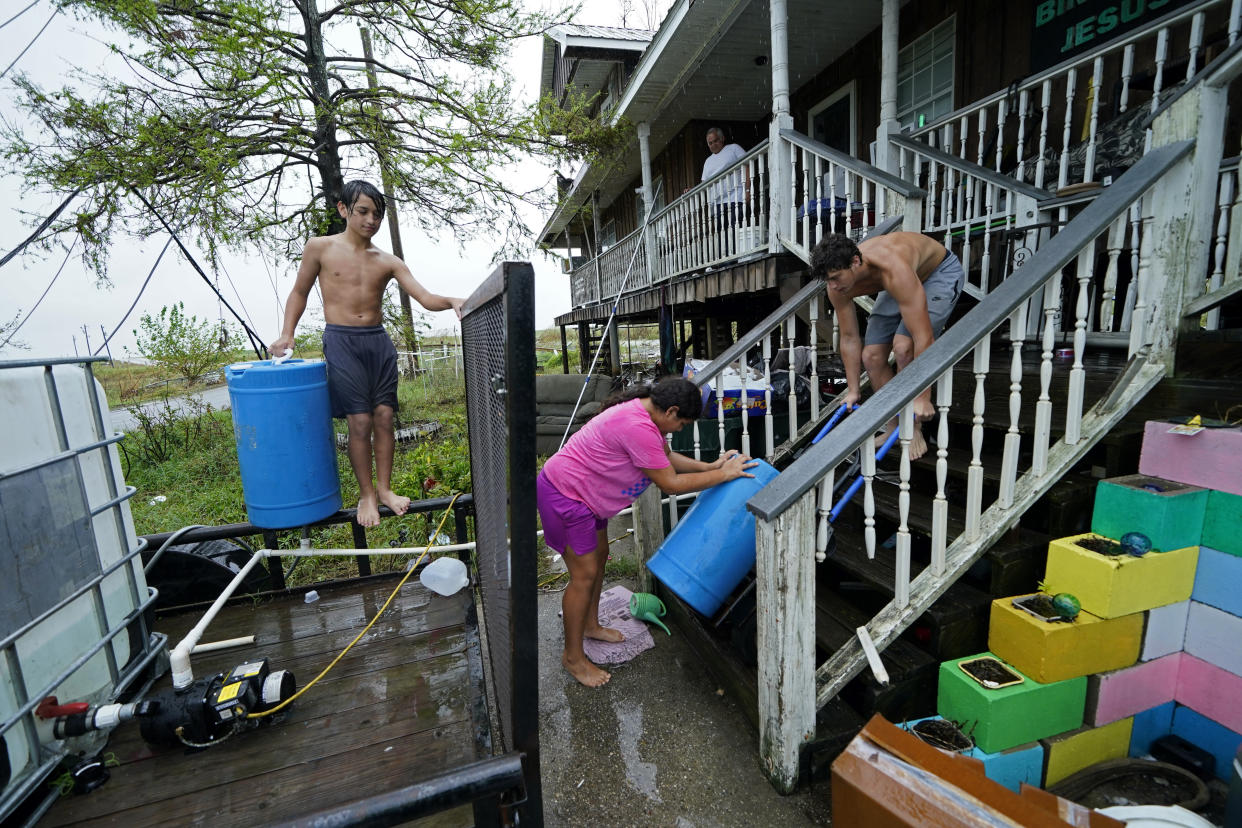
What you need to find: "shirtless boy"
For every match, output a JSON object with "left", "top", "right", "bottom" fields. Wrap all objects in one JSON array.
[
  {"left": 810, "top": 231, "right": 964, "bottom": 460},
  {"left": 270, "top": 181, "right": 464, "bottom": 527}
]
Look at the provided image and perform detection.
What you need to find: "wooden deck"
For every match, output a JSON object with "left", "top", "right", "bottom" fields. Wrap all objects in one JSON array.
[{"left": 43, "top": 575, "right": 489, "bottom": 827}]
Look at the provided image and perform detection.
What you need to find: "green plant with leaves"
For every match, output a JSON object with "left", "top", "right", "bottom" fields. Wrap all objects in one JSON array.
[
  {"left": 3, "top": 0, "right": 628, "bottom": 282},
  {"left": 131, "top": 302, "right": 226, "bottom": 384}
]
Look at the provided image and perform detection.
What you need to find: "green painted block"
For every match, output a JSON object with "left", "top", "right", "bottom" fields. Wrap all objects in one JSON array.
[
  {"left": 1091, "top": 474, "right": 1207, "bottom": 552},
  {"left": 1203, "top": 490, "right": 1242, "bottom": 557},
  {"left": 937, "top": 652, "right": 1086, "bottom": 754}
]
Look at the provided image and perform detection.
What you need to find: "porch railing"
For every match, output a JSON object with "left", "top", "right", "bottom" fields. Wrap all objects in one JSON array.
[
  {"left": 909, "top": 0, "right": 1236, "bottom": 194},
  {"left": 775, "top": 129, "right": 924, "bottom": 263},
  {"left": 748, "top": 138, "right": 1195, "bottom": 793},
  {"left": 650, "top": 141, "right": 770, "bottom": 280}
]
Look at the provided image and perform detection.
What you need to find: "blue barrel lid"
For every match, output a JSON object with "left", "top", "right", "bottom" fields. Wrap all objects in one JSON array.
[{"left": 226, "top": 358, "right": 327, "bottom": 388}]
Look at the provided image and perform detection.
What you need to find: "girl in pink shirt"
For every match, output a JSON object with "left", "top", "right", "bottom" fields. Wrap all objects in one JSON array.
[{"left": 539, "top": 377, "right": 755, "bottom": 688}]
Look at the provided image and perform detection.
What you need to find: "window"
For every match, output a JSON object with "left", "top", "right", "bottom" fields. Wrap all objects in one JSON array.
[{"left": 897, "top": 18, "right": 955, "bottom": 131}]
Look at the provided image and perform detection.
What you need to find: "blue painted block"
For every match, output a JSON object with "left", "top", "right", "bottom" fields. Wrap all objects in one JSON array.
[
  {"left": 1129, "top": 701, "right": 1176, "bottom": 758},
  {"left": 900, "top": 716, "right": 1044, "bottom": 793},
  {"left": 1192, "top": 546, "right": 1242, "bottom": 617},
  {"left": 1172, "top": 705, "right": 1242, "bottom": 781}
]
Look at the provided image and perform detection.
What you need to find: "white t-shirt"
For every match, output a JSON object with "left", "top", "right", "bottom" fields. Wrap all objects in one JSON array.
[{"left": 701, "top": 143, "right": 746, "bottom": 204}]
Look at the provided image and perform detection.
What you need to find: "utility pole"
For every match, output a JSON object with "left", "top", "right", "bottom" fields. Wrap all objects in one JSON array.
[
  {"left": 72, "top": 334, "right": 79, "bottom": 357},
  {"left": 360, "top": 27, "right": 419, "bottom": 378},
  {"left": 81, "top": 324, "right": 92, "bottom": 358},
  {"left": 100, "top": 324, "right": 114, "bottom": 365}
]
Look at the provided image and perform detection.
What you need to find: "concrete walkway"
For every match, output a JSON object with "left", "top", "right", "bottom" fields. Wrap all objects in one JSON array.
[{"left": 536, "top": 527, "right": 833, "bottom": 825}]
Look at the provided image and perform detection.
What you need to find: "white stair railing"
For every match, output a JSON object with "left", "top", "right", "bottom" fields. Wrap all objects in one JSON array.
[{"left": 749, "top": 139, "right": 1195, "bottom": 793}]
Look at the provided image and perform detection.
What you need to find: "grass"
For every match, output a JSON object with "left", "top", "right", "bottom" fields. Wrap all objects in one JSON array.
[{"left": 121, "top": 329, "right": 639, "bottom": 590}]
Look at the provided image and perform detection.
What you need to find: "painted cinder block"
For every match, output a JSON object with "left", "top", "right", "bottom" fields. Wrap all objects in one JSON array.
[
  {"left": 1091, "top": 474, "right": 1208, "bottom": 554},
  {"left": 1176, "top": 653, "right": 1242, "bottom": 735},
  {"left": 1042, "top": 533, "right": 1199, "bottom": 618},
  {"left": 937, "top": 653, "right": 1086, "bottom": 754},
  {"left": 1142, "top": 600, "right": 1189, "bottom": 661},
  {"left": 1191, "top": 547, "right": 1242, "bottom": 615},
  {"left": 1172, "top": 705, "right": 1242, "bottom": 781},
  {"left": 1184, "top": 601, "right": 1242, "bottom": 679},
  {"left": 1041, "top": 718, "right": 1133, "bottom": 787},
  {"left": 988, "top": 595, "right": 1142, "bottom": 683},
  {"left": 1087, "top": 653, "right": 1180, "bottom": 727},
  {"left": 900, "top": 716, "right": 1044, "bottom": 793},
  {"left": 1129, "top": 701, "right": 1176, "bottom": 757},
  {"left": 1140, "top": 421, "right": 1242, "bottom": 497},
  {"left": 1202, "top": 491, "right": 1242, "bottom": 557}
]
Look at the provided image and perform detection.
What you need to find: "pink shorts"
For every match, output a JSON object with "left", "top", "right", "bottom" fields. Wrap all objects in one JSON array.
[{"left": 537, "top": 471, "right": 606, "bottom": 556}]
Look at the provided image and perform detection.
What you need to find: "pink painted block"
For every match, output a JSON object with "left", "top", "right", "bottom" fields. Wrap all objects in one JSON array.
[
  {"left": 1176, "top": 653, "right": 1242, "bottom": 735},
  {"left": 1140, "top": 421, "right": 1242, "bottom": 496},
  {"left": 1087, "top": 652, "right": 1181, "bottom": 726}
]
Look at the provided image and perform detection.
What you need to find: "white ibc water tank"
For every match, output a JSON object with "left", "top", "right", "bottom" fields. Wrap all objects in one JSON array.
[{"left": 0, "top": 360, "right": 158, "bottom": 818}]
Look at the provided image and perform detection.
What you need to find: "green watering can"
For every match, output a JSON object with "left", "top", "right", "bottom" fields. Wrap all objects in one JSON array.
[{"left": 629, "top": 592, "right": 671, "bottom": 636}]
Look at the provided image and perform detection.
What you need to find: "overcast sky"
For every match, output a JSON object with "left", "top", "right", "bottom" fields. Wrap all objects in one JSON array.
[{"left": 0, "top": 0, "right": 668, "bottom": 358}]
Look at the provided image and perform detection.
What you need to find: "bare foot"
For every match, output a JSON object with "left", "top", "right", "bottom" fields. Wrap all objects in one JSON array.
[
  {"left": 356, "top": 493, "right": 381, "bottom": 528},
  {"left": 908, "top": 427, "right": 928, "bottom": 461},
  {"left": 563, "top": 652, "right": 610, "bottom": 687},
  {"left": 378, "top": 488, "right": 410, "bottom": 517},
  {"left": 585, "top": 625, "right": 625, "bottom": 643}
]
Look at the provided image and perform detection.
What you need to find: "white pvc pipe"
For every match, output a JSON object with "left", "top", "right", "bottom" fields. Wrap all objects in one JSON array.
[
  {"left": 269, "top": 542, "right": 476, "bottom": 557},
  {"left": 191, "top": 635, "right": 256, "bottom": 654},
  {"left": 170, "top": 549, "right": 268, "bottom": 689}
]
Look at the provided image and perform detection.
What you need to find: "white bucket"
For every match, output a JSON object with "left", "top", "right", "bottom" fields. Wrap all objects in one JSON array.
[{"left": 1096, "top": 805, "right": 1216, "bottom": 827}]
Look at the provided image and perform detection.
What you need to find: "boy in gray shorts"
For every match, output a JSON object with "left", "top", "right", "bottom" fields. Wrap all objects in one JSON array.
[
  {"left": 271, "top": 181, "right": 465, "bottom": 527},
  {"left": 811, "top": 231, "right": 964, "bottom": 460}
]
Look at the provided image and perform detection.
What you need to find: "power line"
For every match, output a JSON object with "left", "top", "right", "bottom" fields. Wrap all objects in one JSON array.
[
  {"left": 0, "top": 6, "right": 60, "bottom": 81},
  {"left": 0, "top": 188, "right": 81, "bottom": 269},
  {"left": 94, "top": 236, "right": 173, "bottom": 357},
  {"left": 0, "top": 1, "right": 41, "bottom": 31},
  {"left": 0, "top": 236, "right": 77, "bottom": 350}
]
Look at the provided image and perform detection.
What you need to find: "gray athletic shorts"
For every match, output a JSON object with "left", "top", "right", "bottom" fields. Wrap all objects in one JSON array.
[
  {"left": 864, "top": 251, "right": 965, "bottom": 346},
  {"left": 321, "top": 324, "right": 399, "bottom": 417}
]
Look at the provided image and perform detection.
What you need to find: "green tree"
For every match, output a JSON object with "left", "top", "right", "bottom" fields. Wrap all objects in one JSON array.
[
  {"left": 132, "top": 302, "right": 224, "bottom": 384},
  {"left": 2, "top": 0, "right": 624, "bottom": 281}
]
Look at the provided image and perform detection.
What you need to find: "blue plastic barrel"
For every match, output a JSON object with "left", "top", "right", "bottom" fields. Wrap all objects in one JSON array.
[
  {"left": 226, "top": 359, "right": 341, "bottom": 529},
  {"left": 646, "top": 459, "right": 780, "bottom": 616}
]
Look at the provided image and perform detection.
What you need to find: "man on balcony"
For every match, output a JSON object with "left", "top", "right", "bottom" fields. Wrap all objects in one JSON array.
[
  {"left": 811, "top": 232, "right": 964, "bottom": 460},
  {"left": 701, "top": 127, "right": 747, "bottom": 259}
]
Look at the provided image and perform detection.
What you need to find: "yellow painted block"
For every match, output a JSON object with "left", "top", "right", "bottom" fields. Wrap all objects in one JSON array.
[
  {"left": 1042, "top": 718, "right": 1133, "bottom": 786},
  {"left": 1042, "top": 534, "right": 1199, "bottom": 618},
  {"left": 988, "top": 595, "right": 1142, "bottom": 683}
]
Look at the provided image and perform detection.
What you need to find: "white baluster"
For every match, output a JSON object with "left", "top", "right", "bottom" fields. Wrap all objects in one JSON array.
[
  {"left": 1121, "top": 202, "right": 1141, "bottom": 333},
  {"left": 1016, "top": 89, "right": 1030, "bottom": 184},
  {"left": 975, "top": 107, "right": 988, "bottom": 169},
  {"left": 895, "top": 404, "right": 913, "bottom": 610},
  {"left": 1035, "top": 79, "right": 1052, "bottom": 191},
  {"left": 1207, "top": 171, "right": 1234, "bottom": 331},
  {"left": 1066, "top": 248, "right": 1093, "bottom": 444},
  {"left": 758, "top": 152, "right": 768, "bottom": 244},
  {"left": 801, "top": 150, "right": 813, "bottom": 250},
  {"left": 1152, "top": 28, "right": 1168, "bottom": 115},
  {"left": 1231, "top": 0, "right": 1241, "bottom": 45},
  {"left": 994, "top": 97, "right": 1007, "bottom": 173},
  {"left": 966, "top": 338, "right": 990, "bottom": 541},
  {"left": 812, "top": 154, "right": 824, "bottom": 249},
  {"left": 931, "top": 370, "right": 952, "bottom": 577},
  {"left": 1129, "top": 204, "right": 1155, "bottom": 358},
  {"left": 1085, "top": 57, "right": 1103, "bottom": 183},
  {"left": 763, "top": 334, "right": 775, "bottom": 460},
  {"left": 808, "top": 299, "right": 820, "bottom": 422},
  {"left": 1000, "top": 300, "right": 1027, "bottom": 508},
  {"left": 1059, "top": 68, "right": 1077, "bottom": 192},
  {"left": 1188, "top": 12, "right": 1204, "bottom": 80},
  {"left": 1120, "top": 45, "right": 1134, "bottom": 114},
  {"left": 863, "top": 437, "right": 876, "bottom": 560},
  {"left": 785, "top": 317, "right": 797, "bottom": 444},
  {"left": 926, "top": 152, "right": 940, "bottom": 230},
  {"left": 816, "top": 467, "right": 835, "bottom": 563},
  {"left": 692, "top": 419, "right": 702, "bottom": 462},
  {"left": 716, "top": 373, "right": 726, "bottom": 455},
  {"left": 1100, "top": 215, "right": 1126, "bottom": 333},
  {"left": 739, "top": 358, "right": 751, "bottom": 457}
]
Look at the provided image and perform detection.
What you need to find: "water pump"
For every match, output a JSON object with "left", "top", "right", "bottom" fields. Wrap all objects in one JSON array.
[{"left": 46, "top": 658, "right": 295, "bottom": 748}]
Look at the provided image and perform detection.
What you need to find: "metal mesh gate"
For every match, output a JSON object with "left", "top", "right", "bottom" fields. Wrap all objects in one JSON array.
[{"left": 460, "top": 262, "right": 541, "bottom": 824}]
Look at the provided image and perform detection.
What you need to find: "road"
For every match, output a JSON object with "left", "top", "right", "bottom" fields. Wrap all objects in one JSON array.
[{"left": 108, "top": 383, "right": 233, "bottom": 432}]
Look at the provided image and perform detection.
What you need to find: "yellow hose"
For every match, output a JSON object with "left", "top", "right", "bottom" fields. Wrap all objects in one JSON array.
[{"left": 247, "top": 493, "right": 463, "bottom": 719}]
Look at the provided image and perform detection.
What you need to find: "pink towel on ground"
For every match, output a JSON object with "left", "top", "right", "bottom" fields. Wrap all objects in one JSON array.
[{"left": 582, "top": 585, "right": 655, "bottom": 665}]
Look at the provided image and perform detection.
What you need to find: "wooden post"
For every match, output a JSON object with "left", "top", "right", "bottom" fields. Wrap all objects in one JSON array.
[
  {"left": 1148, "top": 81, "right": 1225, "bottom": 365},
  {"left": 631, "top": 484, "right": 665, "bottom": 594},
  {"left": 757, "top": 488, "right": 816, "bottom": 793}
]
